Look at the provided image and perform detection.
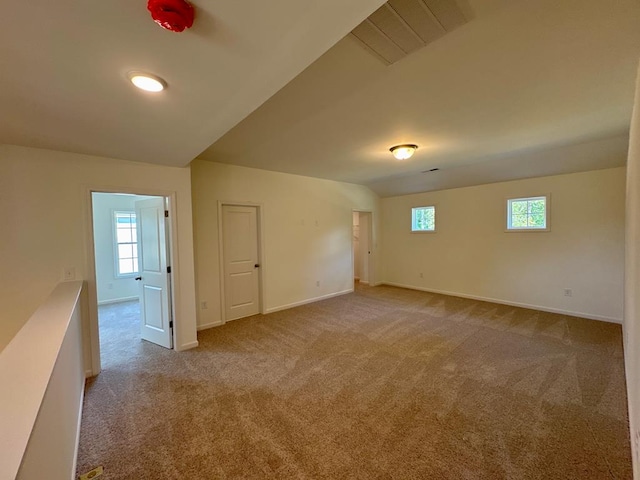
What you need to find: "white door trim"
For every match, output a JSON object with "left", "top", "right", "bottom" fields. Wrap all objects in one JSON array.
[
  {"left": 85, "top": 186, "right": 179, "bottom": 377},
  {"left": 352, "top": 210, "right": 375, "bottom": 287},
  {"left": 217, "top": 201, "right": 265, "bottom": 323}
]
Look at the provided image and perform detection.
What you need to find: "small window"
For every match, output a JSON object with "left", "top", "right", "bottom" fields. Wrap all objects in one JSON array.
[
  {"left": 506, "top": 196, "right": 548, "bottom": 231},
  {"left": 114, "top": 211, "right": 139, "bottom": 276},
  {"left": 412, "top": 206, "right": 436, "bottom": 232}
]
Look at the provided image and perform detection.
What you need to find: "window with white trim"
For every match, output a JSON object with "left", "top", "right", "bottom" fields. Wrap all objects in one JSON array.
[
  {"left": 114, "top": 211, "right": 139, "bottom": 276},
  {"left": 411, "top": 206, "right": 435, "bottom": 232},
  {"left": 506, "top": 196, "right": 548, "bottom": 231}
]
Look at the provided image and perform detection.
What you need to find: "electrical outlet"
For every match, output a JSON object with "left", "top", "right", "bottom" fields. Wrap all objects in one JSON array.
[
  {"left": 419, "top": 273, "right": 424, "bottom": 278},
  {"left": 201, "top": 301, "right": 208, "bottom": 310},
  {"left": 316, "top": 280, "right": 320, "bottom": 287},
  {"left": 564, "top": 288, "right": 572, "bottom": 297},
  {"left": 107, "top": 283, "right": 113, "bottom": 290},
  {"left": 63, "top": 267, "right": 76, "bottom": 281}
]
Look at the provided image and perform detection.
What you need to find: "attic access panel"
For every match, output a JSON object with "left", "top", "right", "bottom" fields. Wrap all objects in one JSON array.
[{"left": 351, "top": 0, "right": 471, "bottom": 65}]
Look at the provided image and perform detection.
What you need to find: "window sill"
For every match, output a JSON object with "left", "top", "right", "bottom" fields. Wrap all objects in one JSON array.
[{"left": 504, "top": 228, "right": 550, "bottom": 233}]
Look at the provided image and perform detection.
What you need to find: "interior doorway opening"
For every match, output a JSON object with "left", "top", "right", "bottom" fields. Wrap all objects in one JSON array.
[
  {"left": 90, "top": 192, "right": 172, "bottom": 370},
  {"left": 353, "top": 211, "right": 373, "bottom": 285}
]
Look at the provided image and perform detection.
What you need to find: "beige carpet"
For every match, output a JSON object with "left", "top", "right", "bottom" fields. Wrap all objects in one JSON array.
[{"left": 78, "top": 285, "right": 632, "bottom": 479}]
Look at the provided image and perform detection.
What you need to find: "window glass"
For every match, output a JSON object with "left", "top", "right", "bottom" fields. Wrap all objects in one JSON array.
[
  {"left": 412, "top": 206, "right": 435, "bottom": 232},
  {"left": 507, "top": 196, "right": 547, "bottom": 230},
  {"left": 114, "top": 211, "right": 139, "bottom": 276}
]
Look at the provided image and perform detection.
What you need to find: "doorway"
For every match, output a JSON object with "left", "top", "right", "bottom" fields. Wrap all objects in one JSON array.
[
  {"left": 220, "top": 203, "right": 263, "bottom": 322},
  {"left": 353, "top": 211, "right": 373, "bottom": 285},
  {"left": 90, "top": 192, "right": 173, "bottom": 369}
]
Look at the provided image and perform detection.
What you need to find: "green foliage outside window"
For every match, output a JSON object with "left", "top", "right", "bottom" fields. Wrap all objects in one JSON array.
[
  {"left": 508, "top": 197, "right": 546, "bottom": 229},
  {"left": 412, "top": 206, "right": 435, "bottom": 232}
]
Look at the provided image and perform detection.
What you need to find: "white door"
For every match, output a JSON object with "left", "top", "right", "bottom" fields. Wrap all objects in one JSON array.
[
  {"left": 360, "top": 212, "right": 370, "bottom": 284},
  {"left": 135, "top": 198, "right": 172, "bottom": 348},
  {"left": 222, "top": 205, "right": 260, "bottom": 321}
]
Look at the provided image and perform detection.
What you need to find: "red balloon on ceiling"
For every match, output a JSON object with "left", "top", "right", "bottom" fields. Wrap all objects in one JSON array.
[{"left": 147, "top": 0, "right": 195, "bottom": 33}]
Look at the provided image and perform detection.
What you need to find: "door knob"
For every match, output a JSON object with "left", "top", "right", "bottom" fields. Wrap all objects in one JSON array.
[
  {"left": 135, "top": 276, "right": 142, "bottom": 281},
  {"left": 254, "top": 264, "right": 260, "bottom": 268}
]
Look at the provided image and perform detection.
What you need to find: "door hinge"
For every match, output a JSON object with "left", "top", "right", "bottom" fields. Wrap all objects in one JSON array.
[
  {"left": 164, "top": 210, "right": 169, "bottom": 218},
  {"left": 167, "top": 266, "right": 171, "bottom": 274},
  {"left": 169, "top": 320, "right": 173, "bottom": 329}
]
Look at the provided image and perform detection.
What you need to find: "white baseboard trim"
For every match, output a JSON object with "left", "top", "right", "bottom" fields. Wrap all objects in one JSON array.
[
  {"left": 382, "top": 282, "right": 622, "bottom": 324},
  {"left": 265, "top": 289, "right": 354, "bottom": 314},
  {"left": 197, "top": 321, "right": 223, "bottom": 331},
  {"left": 72, "top": 381, "right": 86, "bottom": 480},
  {"left": 176, "top": 341, "right": 199, "bottom": 351},
  {"left": 97, "top": 296, "right": 139, "bottom": 306},
  {"left": 84, "top": 369, "right": 93, "bottom": 378},
  {"left": 359, "top": 280, "right": 370, "bottom": 285}
]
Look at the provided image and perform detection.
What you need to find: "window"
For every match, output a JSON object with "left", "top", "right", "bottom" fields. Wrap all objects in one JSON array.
[
  {"left": 114, "top": 211, "right": 139, "bottom": 276},
  {"left": 506, "top": 196, "right": 548, "bottom": 231},
  {"left": 412, "top": 206, "right": 435, "bottom": 232}
]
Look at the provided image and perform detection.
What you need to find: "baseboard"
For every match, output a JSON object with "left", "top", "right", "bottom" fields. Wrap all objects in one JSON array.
[
  {"left": 72, "top": 380, "right": 86, "bottom": 480},
  {"left": 97, "top": 296, "right": 138, "bottom": 306},
  {"left": 381, "top": 282, "right": 622, "bottom": 324},
  {"left": 84, "top": 369, "right": 93, "bottom": 378},
  {"left": 197, "top": 321, "right": 223, "bottom": 331},
  {"left": 176, "top": 341, "right": 199, "bottom": 351},
  {"left": 359, "top": 280, "right": 370, "bottom": 285},
  {"left": 265, "top": 289, "right": 354, "bottom": 314}
]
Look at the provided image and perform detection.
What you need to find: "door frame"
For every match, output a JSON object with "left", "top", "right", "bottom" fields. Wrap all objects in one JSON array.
[
  {"left": 217, "top": 201, "right": 265, "bottom": 323},
  {"left": 352, "top": 210, "right": 375, "bottom": 287},
  {"left": 85, "top": 186, "right": 179, "bottom": 376}
]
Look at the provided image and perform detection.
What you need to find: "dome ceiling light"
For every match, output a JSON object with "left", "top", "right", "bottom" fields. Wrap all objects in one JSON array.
[{"left": 390, "top": 144, "right": 418, "bottom": 160}]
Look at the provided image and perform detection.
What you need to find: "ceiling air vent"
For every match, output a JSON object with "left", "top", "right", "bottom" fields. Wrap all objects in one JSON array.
[{"left": 351, "top": 0, "right": 471, "bottom": 65}]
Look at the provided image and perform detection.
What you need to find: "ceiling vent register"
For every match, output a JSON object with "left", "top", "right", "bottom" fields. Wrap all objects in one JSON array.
[{"left": 351, "top": 0, "right": 470, "bottom": 65}]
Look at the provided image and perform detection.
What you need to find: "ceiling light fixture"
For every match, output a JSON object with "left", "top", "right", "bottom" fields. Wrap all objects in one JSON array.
[
  {"left": 390, "top": 144, "right": 418, "bottom": 160},
  {"left": 128, "top": 72, "right": 167, "bottom": 92}
]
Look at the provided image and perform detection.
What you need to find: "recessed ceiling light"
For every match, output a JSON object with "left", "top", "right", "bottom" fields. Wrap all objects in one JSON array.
[
  {"left": 127, "top": 72, "right": 167, "bottom": 92},
  {"left": 390, "top": 144, "right": 418, "bottom": 160}
]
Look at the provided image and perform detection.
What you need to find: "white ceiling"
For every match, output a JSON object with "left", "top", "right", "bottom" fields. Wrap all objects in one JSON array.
[
  {"left": 0, "top": 0, "right": 385, "bottom": 166},
  {"left": 3, "top": 0, "right": 640, "bottom": 196},
  {"left": 199, "top": 0, "right": 640, "bottom": 196}
]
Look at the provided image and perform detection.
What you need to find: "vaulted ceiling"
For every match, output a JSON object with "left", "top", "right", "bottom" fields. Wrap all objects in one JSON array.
[
  {"left": 3, "top": 0, "right": 640, "bottom": 196},
  {"left": 199, "top": 0, "right": 640, "bottom": 195},
  {"left": 0, "top": 0, "right": 385, "bottom": 166}
]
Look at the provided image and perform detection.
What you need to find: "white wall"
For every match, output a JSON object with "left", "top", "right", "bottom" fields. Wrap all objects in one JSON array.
[
  {"left": 92, "top": 193, "right": 150, "bottom": 304},
  {"left": 0, "top": 281, "right": 85, "bottom": 480},
  {"left": 0, "top": 145, "right": 198, "bottom": 365},
  {"left": 624, "top": 63, "right": 640, "bottom": 478},
  {"left": 16, "top": 283, "right": 85, "bottom": 480},
  {"left": 191, "top": 160, "right": 381, "bottom": 329},
  {"left": 382, "top": 168, "right": 626, "bottom": 322}
]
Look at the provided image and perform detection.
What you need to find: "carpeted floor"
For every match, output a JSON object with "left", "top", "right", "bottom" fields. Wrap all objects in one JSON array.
[
  {"left": 78, "top": 285, "right": 632, "bottom": 479},
  {"left": 96, "top": 300, "right": 144, "bottom": 370}
]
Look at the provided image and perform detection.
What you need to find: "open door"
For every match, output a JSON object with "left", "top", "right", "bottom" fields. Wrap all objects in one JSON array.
[
  {"left": 135, "top": 197, "right": 173, "bottom": 349},
  {"left": 353, "top": 211, "right": 373, "bottom": 285}
]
